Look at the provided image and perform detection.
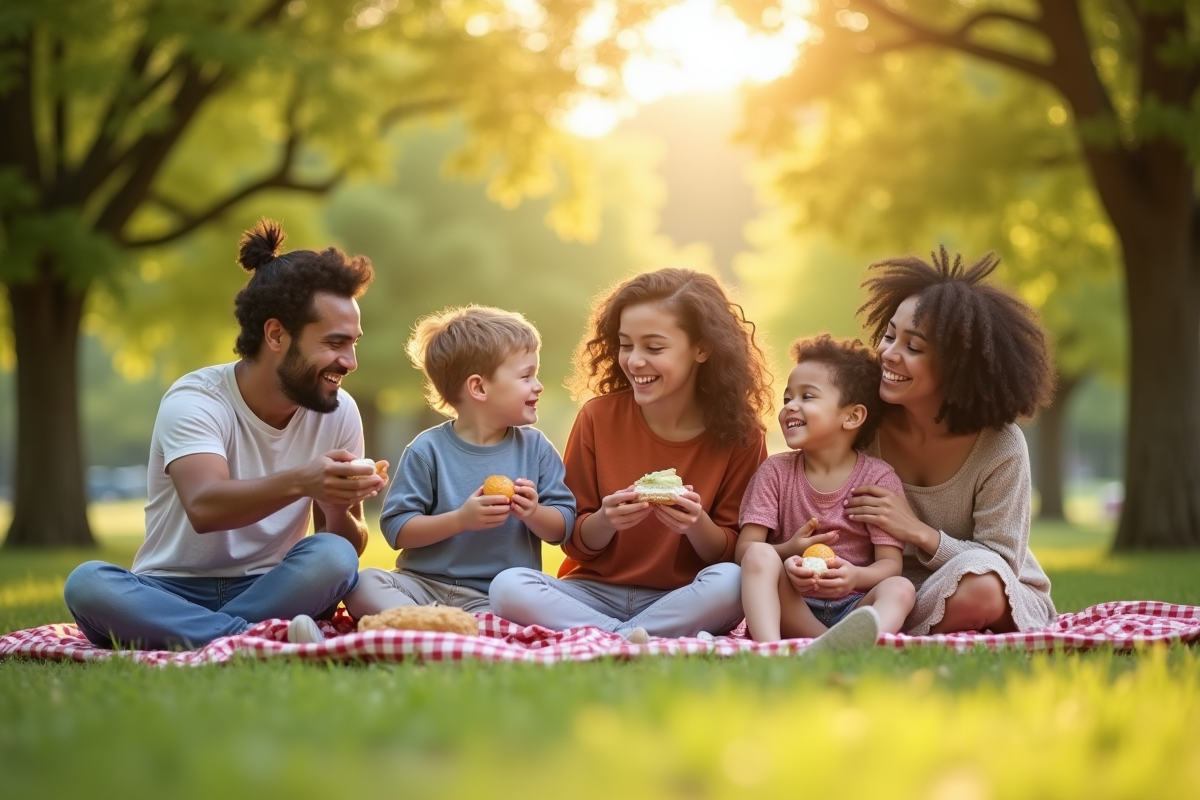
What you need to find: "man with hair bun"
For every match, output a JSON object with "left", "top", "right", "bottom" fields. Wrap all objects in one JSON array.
[{"left": 64, "top": 219, "right": 384, "bottom": 649}]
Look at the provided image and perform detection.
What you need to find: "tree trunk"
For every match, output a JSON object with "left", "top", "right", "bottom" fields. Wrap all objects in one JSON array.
[
  {"left": 1112, "top": 242, "right": 1200, "bottom": 550},
  {"left": 1036, "top": 373, "right": 1082, "bottom": 521},
  {"left": 3, "top": 273, "right": 95, "bottom": 548}
]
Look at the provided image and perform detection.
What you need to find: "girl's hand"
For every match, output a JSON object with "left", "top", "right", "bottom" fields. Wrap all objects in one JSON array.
[
  {"left": 652, "top": 488, "right": 705, "bottom": 535},
  {"left": 813, "top": 558, "right": 857, "bottom": 597},
  {"left": 845, "top": 485, "right": 936, "bottom": 551},
  {"left": 786, "top": 518, "right": 840, "bottom": 558},
  {"left": 598, "top": 486, "right": 653, "bottom": 532},
  {"left": 783, "top": 556, "right": 820, "bottom": 596},
  {"left": 509, "top": 478, "right": 539, "bottom": 520}
]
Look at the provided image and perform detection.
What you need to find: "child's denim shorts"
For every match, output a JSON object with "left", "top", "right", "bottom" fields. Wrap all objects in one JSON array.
[{"left": 805, "top": 593, "right": 866, "bottom": 628}]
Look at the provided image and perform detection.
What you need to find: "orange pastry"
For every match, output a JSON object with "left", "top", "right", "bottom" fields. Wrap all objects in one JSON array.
[
  {"left": 802, "top": 543, "right": 837, "bottom": 561},
  {"left": 483, "top": 475, "right": 516, "bottom": 499}
]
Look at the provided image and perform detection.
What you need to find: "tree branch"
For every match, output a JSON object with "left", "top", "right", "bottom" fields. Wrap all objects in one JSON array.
[
  {"left": 54, "top": 0, "right": 288, "bottom": 211},
  {"left": 52, "top": 37, "right": 66, "bottom": 181},
  {"left": 95, "top": 62, "right": 226, "bottom": 236},
  {"left": 122, "top": 86, "right": 341, "bottom": 249},
  {"left": 51, "top": 4, "right": 170, "bottom": 208},
  {"left": 853, "top": 0, "right": 1060, "bottom": 88},
  {"left": 955, "top": 10, "right": 1045, "bottom": 38},
  {"left": 380, "top": 96, "right": 460, "bottom": 132},
  {"left": 124, "top": 172, "right": 341, "bottom": 249},
  {"left": 0, "top": 35, "right": 42, "bottom": 190}
]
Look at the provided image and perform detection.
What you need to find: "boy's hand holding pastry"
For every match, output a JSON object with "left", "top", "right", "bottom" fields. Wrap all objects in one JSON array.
[
  {"left": 458, "top": 484, "right": 512, "bottom": 531},
  {"left": 509, "top": 478, "right": 540, "bottom": 520}
]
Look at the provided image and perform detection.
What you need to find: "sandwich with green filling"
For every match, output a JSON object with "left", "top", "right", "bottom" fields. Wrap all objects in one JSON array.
[{"left": 633, "top": 468, "right": 686, "bottom": 505}]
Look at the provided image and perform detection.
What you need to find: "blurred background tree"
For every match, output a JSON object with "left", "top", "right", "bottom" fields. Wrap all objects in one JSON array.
[
  {"left": 99, "top": 123, "right": 709, "bottom": 462},
  {"left": 0, "top": 0, "right": 663, "bottom": 547},
  {"left": 735, "top": 0, "right": 1197, "bottom": 550},
  {"left": 738, "top": 51, "right": 1125, "bottom": 520}
]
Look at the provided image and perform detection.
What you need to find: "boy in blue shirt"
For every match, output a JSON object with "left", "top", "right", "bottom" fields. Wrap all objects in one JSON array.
[{"left": 344, "top": 305, "right": 575, "bottom": 617}]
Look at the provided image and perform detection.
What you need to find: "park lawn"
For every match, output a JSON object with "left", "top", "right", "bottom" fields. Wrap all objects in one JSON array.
[{"left": 1, "top": 502, "right": 1198, "bottom": 799}]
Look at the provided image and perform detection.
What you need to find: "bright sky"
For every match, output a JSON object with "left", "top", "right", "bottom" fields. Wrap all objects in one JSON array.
[{"left": 560, "top": 0, "right": 814, "bottom": 137}]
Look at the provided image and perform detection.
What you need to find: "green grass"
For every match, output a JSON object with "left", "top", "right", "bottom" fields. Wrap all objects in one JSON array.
[{"left": 1, "top": 503, "right": 1199, "bottom": 799}]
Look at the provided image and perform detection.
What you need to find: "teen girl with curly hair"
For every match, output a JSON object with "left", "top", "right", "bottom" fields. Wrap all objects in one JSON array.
[
  {"left": 490, "top": 268, "right": 772, "bottom": 640},
  {"left": 845, "top": 247, "right": 1058, "bottom": 635}
]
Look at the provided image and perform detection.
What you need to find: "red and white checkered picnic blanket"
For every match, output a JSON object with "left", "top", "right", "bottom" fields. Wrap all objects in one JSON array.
[{"left": 1, "top": 601, "right": 1196, "bottom": 667}]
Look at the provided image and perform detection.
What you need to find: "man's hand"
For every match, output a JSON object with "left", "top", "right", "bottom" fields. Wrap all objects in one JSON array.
[
  {"left": 303, "top": 450, "right": 387, "bottom": 507},
  {"left": 457, "top": 485, "right": 513, "bottom": 531},
  {"left": 510, "top": 478, "right": 540, "bottom": 520}
]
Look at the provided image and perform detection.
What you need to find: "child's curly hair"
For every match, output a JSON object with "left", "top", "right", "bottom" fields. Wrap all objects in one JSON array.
[
  {"left": 791, "top": 334, "right": 884, "bottom": 450},
  {"left": 858, "top": 246, "right": 1054, "bottom": 434},
  {"left": 570, "top": 268, "right": 771, "bottom": 448}
]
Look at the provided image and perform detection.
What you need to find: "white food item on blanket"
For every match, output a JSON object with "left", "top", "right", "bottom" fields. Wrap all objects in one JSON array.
[{"left": 801, "top": 556, "right": 829, "bottom": 574}]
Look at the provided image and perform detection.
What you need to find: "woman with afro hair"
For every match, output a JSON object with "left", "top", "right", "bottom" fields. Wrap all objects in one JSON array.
[{"left": 844, "top": 247, "right": 1057, "bottom": 635}]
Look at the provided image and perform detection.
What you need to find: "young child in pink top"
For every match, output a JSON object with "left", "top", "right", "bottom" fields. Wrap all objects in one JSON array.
[{"left": 737, "top": 334, "right": 916, "bottom": 642}]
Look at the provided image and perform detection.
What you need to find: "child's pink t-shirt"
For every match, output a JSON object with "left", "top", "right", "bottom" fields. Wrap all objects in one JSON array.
[{"left": 739, "top": 450, "right": 905, "bottom": 567}]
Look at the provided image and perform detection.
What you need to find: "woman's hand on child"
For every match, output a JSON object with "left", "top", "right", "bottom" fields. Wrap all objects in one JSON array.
[
  {"left": 651, "top": 489, "right": 705, "bottom": 535},
  {"left": 457, "top": 486, "right": 512, "bottom": 531},
  {"left": 509, "top": 478, "right": 540, "bottom": 520},
  {"left": 598, "top": 487, "right": 653, "bottom": 532},
  {"left": 845, "top": 485, "right": 938, "bottom": 552}
]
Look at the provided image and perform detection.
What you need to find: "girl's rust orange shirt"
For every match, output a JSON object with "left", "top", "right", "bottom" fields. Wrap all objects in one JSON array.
[{"left": 559, "top": 390, "right": 767, "bottom": 590}]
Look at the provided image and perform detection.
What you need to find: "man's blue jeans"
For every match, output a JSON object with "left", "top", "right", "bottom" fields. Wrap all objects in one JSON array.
[{"left": 63, "top": 533, "right": 359, "bottom": 650}]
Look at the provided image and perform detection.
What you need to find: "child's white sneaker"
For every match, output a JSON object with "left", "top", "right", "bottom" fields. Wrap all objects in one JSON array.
[
  {"left": 803, "top": 606, "right": 880, "bottom": 656},
  {"left": 622, "top": 627, "right": 650, "bottom": 645},
  {"left": 696, "top": 631, "right": 715, "bottom": 642},
  {"left": 287, "top": 614, "right": 324, "bottom": 644}
]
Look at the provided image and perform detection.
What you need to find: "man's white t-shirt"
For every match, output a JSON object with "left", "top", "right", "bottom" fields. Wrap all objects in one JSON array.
[{"left": 132, "top": 362, "right": 364, "bottom": 577}]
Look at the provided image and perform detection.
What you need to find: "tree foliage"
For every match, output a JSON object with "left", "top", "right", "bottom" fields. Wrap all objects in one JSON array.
[
  {"left": 97, "top": 125, "right": 709, "bottom": 451},
  {"left": 0, "top": 0, "right": 667, "bottom": 546}
]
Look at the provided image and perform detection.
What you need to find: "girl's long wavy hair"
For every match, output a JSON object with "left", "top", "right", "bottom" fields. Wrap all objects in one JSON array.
[
  {"left": 569, "top": 268, "right": 771, "bottom": 448},
  {"left": 858, "top": 246, "right": 1055, "bottom": 434}
]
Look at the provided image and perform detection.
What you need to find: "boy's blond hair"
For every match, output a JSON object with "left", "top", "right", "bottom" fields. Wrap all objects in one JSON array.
[{"left": 406, "top": 305, "right": 541, "bottom": 416}]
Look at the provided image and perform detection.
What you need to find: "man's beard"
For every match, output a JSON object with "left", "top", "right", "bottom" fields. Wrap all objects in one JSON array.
[{"left": 277, "top": 341, "right": 343, "bottom": 414}]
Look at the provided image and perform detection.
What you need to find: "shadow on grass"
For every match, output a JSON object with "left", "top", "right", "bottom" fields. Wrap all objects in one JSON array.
[
  {"left": 0, "top": 541, "right": 139, "bottom": 633},
  {"left": 1030, "top": 520, "right": 1200, "bottom": 611}
]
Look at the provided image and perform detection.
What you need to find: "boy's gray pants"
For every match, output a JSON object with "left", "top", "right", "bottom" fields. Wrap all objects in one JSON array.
[{"left": 344, "top": 567, "right": 491, "bottom": 617}]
